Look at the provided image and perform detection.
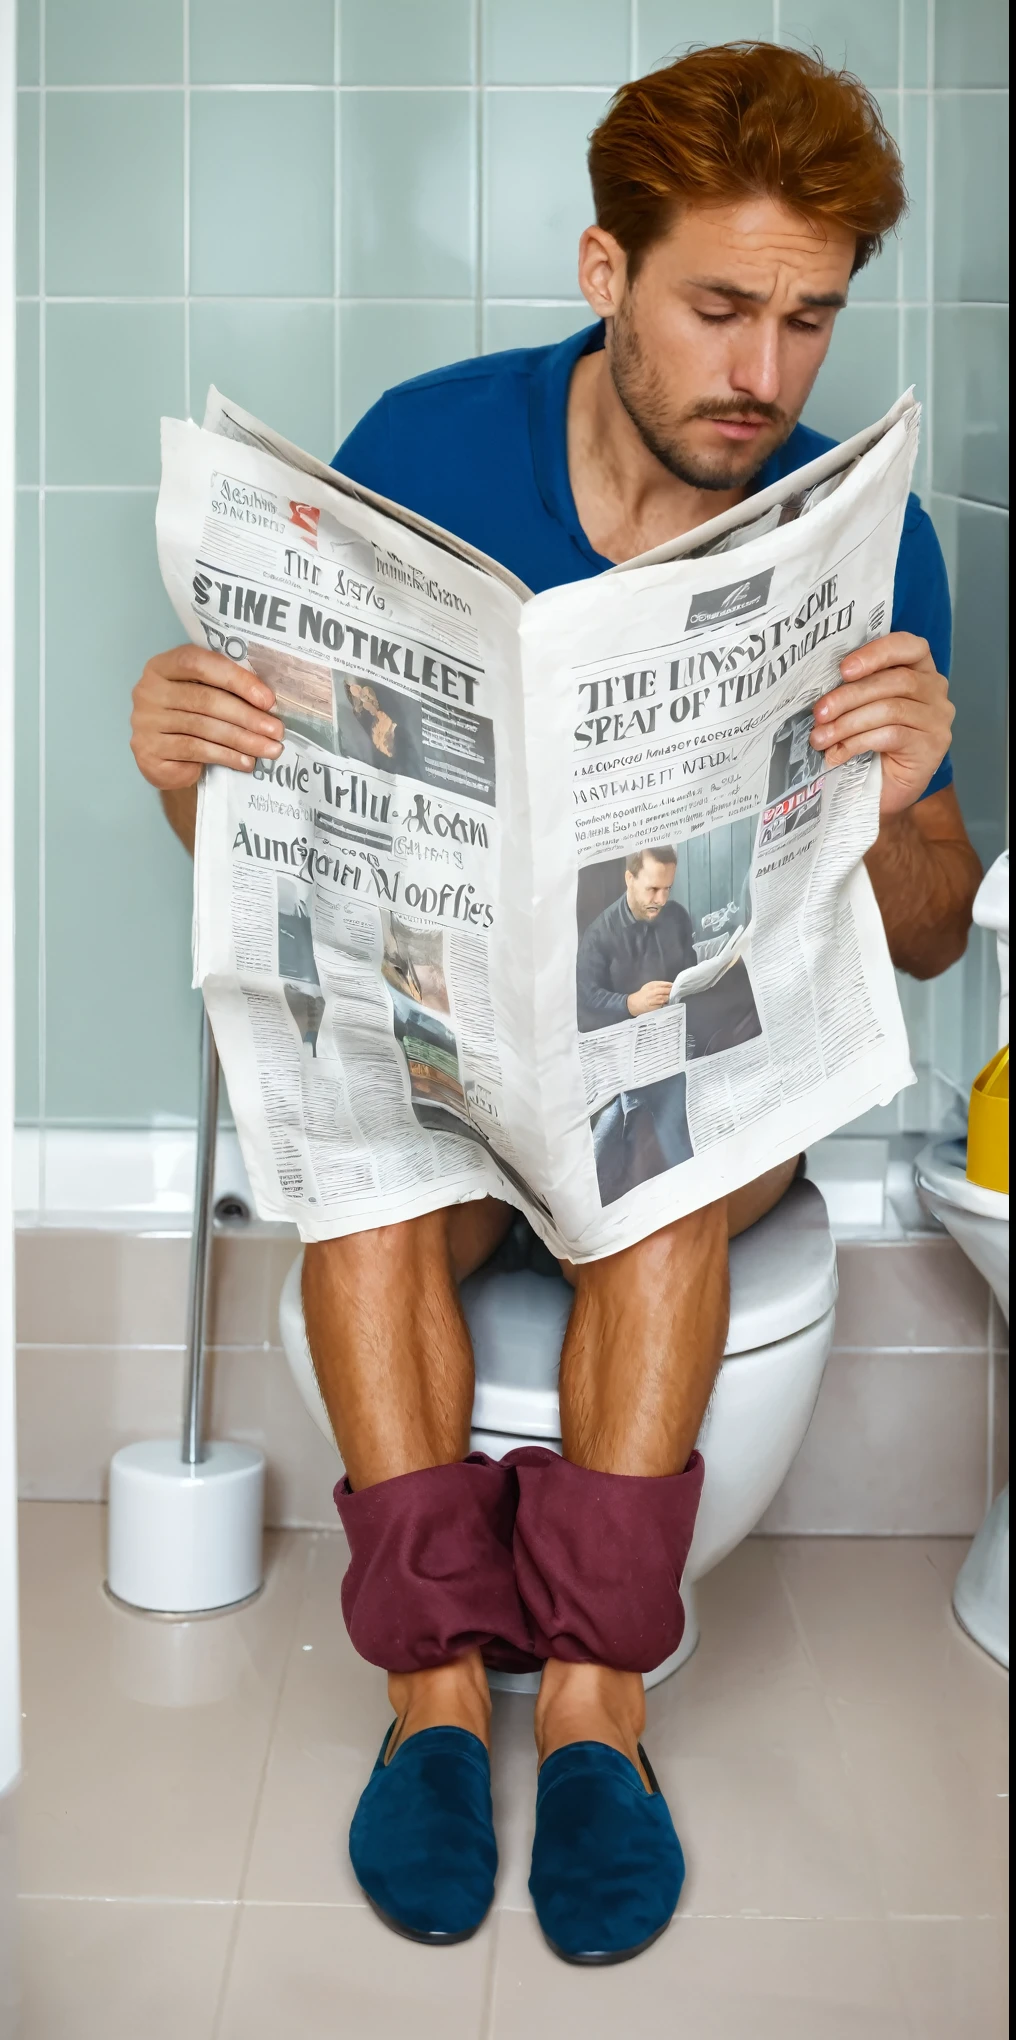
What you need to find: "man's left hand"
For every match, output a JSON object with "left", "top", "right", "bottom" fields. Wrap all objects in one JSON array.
[{"left": 809, "top": 633, "right": 954, "bottom": 817}]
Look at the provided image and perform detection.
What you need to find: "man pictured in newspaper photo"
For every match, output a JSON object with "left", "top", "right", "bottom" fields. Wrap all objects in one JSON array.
[
  {"left": 131, "top": 45, "right": 981, "bottom": 1966},
  {"left": 576, "top": 846, "right": 696, "bottom": 1030}
]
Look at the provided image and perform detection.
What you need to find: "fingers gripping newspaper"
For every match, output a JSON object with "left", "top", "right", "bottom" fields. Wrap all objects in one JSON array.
[{"left": 156, "top": 388, "right": 919, "bottom": 1260}]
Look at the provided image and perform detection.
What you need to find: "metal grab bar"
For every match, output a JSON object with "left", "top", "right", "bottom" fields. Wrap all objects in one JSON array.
[{"left": 181, "top": 1008, "right": 219, "bottom": 1466}]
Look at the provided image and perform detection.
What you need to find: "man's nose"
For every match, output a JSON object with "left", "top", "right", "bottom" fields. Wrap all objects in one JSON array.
[{"left": 729, "top": 319, "right": 782, "bottom": 406}]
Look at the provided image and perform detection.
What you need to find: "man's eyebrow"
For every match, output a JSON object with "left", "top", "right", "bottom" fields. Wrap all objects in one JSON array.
[{"left": 685, "top": 276, "right": 847, "bottom": 310}]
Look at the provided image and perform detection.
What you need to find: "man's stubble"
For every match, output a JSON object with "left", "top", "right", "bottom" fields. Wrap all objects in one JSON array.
[{"left": 608, "top": 290, "right": 795, "bottom": 493}]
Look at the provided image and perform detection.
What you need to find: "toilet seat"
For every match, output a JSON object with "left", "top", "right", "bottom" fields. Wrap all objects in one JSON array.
[
  {"left": 915, "top": 1136, "right": 1009, "bottom": 1222},
  {"left": 464, "top": 1178, "right": 837, "bottom": 1441}
]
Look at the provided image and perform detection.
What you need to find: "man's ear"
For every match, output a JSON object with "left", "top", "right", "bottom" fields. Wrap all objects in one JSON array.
[{"left": 578, "top": 224, "right": 629, "bottom": 320}]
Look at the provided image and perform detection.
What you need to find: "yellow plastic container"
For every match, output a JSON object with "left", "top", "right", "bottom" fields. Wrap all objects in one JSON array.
[{"left": 966, "top": 1045, "right": 1009, "bottom": 1196}]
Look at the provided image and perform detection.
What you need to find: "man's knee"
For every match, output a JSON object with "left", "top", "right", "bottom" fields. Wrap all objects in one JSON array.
[{"left": 304, "top": 1207, "right": 451, "bottom": 1291}]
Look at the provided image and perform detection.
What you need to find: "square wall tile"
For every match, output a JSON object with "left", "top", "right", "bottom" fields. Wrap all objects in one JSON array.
[
  {"left": 636, "top": 1, "right": 775, "bottom": 71},
  {"left": 15, "top": 495, "right": 41, "bottom": 1123},
  {"left": 16, "top": 299, "right": 39, "bottom": 484},
  {"left": 483, "top": 301, "right": 594, "bottom": 353},
  {"left": 483, "top": 0, "right": 629, "bottom": 84},
  {"left": 801, "top": 306, "right": 900, "bottom": 444},
  {"left": 45, "top": 0, "right": 183, "bottom": 83},
  {"left": 340, "top": 91, "right": 475, "bottom": 297},
  {"left": 17, "top": 1346, "right": 185, "bottom": 1502},
  {"left": 902, "top": 307, "right": 929, "bottom": 491},
  {"left": 339, "top": 0, "right": 473, "bottom": 84},
  {"left": 898, "top": 89, "right": 927, "bottom": 303},
  {"left": 901, "top": 0, "right": 929, "bottom": 86},
  {"left": 191, "top": 91, "right": 334, "bottom": 297},
  {"left": 929, "top": 494, "right": 1009, "bottom": 867},
  {"left": 16, "top": 87, "right": 38, "bottom": 295},
  {"left": 43, "top": 493, "right": 200, "bottom": 1124},
  {"left": 337, "top": 299, "right": 476, "bottom": 440},
  {"left": 190, "top": 300, "right": 335, "bottom": 456},
  {"left": 934, "top": 94, "right": 1009, "bottom": 304},
  {"left": 780, "top": 1, "right": 901, "bottom": 87},
  {"left": 18, "top": 0, "right": 39, "bottom": 84},
  {"left": 932, "top": 308, "right": 1008, "bottom": 507},
  {"left": 847, "top": 94, "right": 899, "bottom": 303},
  {"left": 191, "top": 0, "right": 335, "bottom": 85},
  {"left": 758, "top": 1348, "right": 989, "bottom": 1534},
  {"left": 484, "top": 90, "right": 608, "bottom": 298},
  {"left": 46, "top": 304, "right": 184, "bottom": 485},
  {"left": 934, "top": 0, "right": 1009, "bottom": 85},
  {"left": 45, "top": 90, "right": 184, "bottom": 295},
  {"left": 833, "top": 1237, "right": 990, "bottom": 1348}
]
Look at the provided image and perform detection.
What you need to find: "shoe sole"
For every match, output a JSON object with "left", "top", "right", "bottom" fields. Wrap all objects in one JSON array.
[
  {"left": 540, "top": 1915, "right": 673, "bottom": 1966},
  {"left": 363, "top": 1891, "right": 490, "bottom": 1947}
]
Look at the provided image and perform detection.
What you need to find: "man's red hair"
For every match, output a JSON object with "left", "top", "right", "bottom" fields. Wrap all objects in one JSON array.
[{"left": 588, "top": 43, "right": 906, "bottom": 277}]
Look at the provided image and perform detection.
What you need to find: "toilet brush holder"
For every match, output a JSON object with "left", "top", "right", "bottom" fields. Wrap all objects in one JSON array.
[{"left": 107, "top": 1011, "right": 265, "bottom": 1615}]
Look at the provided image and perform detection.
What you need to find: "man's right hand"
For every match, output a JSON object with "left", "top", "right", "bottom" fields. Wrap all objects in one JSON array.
[
  {"left": 130, "top": 645, "right": 285, "bottom": 790},
  {"left": 626, "top": 981, "right": 673, "bottom": 1017}
]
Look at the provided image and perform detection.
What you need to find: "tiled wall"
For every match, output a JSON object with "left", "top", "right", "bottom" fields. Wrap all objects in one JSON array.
[
  {"left": 14, "top": 1223, "right": 1008, "bottom": 1534},
  {"left": 15, "top": 0, "right": 1009, "bottom": 1129}
]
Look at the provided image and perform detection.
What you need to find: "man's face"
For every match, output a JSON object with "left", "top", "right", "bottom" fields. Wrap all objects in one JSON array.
[
  {"left": 625, "top": 857, "right": 676, "bottom": 920},
  {"left": 591, "top": 197, "right": 855, "bottom": 491}
]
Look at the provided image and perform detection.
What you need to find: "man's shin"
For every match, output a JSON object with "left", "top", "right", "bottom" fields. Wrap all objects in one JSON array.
[{"left": 506, "top": 1446, "right": 705, "bottom": 1673}]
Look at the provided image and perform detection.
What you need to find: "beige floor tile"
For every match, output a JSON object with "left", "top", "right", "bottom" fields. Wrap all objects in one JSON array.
[
  {"left": 888, "top": 1919, "right": 1009, "bottom": 2040},
  {"left": 241, "top": 1531, "right": 391, "bottom": 1903},
  {"left": 17, "top": 1897, "right": 235, "bottom": 2040},
  {"left": 490, "top": 1912, "right": 911, "bottom": 2040},
  {"left": 217, "top": 1901, "right": 494, "bottom": 2040},
  {"left": 775, "top": 1539, "right": 1008, "bottom": 1917},
  {"left": 775, "top": 1537, "right": 1008, "bottom": 1724},
  {"left": 18, "top": 1504, "right": 309, "bottom": 1900}
]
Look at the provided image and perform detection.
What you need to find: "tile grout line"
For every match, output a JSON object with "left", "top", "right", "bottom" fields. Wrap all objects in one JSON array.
[
  {"left": 209, "top": 1529, "right": 323, "bottom": 2039},
  {"left": 182, "top": 0, "right": 191, "bottom": 419},
  {"left": 478, "top": 1904, "right": 503, "bottom": 2040},
  {"left": 473, "top": 0, "right": 483, "bottom": 356},
  {"left": 332, "top": 0, "right": 341, "bottom": 446},
  {"left": 36, "top": 0, "right": 47, "bottom": 1173}
]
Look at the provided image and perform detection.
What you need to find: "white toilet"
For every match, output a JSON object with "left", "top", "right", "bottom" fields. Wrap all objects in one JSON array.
[
  {"left": 278, "top": 1174, "right": 838, "bottom": 1689},
  {"left": 915, "top": 851, "right": 1009, "bottom": 1669}
]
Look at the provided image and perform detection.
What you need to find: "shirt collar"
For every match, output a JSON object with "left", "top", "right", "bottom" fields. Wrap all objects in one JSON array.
[
  {"left": 529, "top": 322, "right": 817, "bottom": 561},
  {"left": 528, "top": 321, "right": 612, "bottom": 572}
]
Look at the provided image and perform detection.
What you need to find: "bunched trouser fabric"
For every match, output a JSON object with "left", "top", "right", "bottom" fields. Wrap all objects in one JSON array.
[
  {"left": 334, "top": 1446, "right": 705, "bottom": 1677},
  {"left": 505, "top": 1445, "right": 705, "bottom": 1673},
  {"left": 334, "top": 1453, "right": 542, "bottom": 1674}
]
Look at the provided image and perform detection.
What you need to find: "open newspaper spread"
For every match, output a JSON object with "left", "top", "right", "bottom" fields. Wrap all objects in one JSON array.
[{"left": 155, "top": 387, "right": 919, "bottom": 1260}]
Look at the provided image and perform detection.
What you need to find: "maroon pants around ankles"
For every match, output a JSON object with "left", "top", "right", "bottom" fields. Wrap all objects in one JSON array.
[{"left": 334, "top": 1445, "right": 704, "bottom": 1677}]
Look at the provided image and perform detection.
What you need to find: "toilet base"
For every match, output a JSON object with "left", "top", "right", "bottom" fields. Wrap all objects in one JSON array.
[
  {"left": 952, "top": 1486, "right": 1009, "bottom": 1670},
  {"left": 487, "top": 1584, "right": 700, "bottom": 1694}
]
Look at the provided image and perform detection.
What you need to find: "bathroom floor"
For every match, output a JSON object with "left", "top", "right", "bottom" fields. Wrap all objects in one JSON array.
[{"left": 9, "top": 1505, "right": 1008, "bottom": 2038}]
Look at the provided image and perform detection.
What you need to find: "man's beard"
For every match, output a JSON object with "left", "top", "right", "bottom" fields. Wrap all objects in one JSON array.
[{"left": 609, "top": 294, "right": 794, "bottom": 491}]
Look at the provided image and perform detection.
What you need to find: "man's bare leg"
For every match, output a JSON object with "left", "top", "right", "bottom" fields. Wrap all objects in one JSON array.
[
  {"left": 534, "top": 1157, "right": 800, "bottom": 1782},
  {"left": 302, "top": 1197, "right": 514, "bottom": 1754}
]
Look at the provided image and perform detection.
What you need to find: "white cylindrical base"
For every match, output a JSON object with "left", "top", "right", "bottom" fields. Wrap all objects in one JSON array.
[{"left": 107, "top": 1439, "right": 265, "bottom": 1615}]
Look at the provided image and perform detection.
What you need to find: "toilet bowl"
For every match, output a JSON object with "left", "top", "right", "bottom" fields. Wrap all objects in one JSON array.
[
  {"left": 914, "top": 850, "right": 1009, "bottom": 1670},
  {"left": 278, "top": 1175, "right": 837, "bottom": 1690}
]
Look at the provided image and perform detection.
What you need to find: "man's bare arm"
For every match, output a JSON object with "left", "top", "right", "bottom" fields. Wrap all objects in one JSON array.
[{"left": 864, "top": 785, "right": 981, "bottom": 980}]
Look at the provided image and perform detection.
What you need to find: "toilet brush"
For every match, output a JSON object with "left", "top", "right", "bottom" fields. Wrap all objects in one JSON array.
[{"left": 106, "top": 1010, "right": 265, "bottom": 1614}]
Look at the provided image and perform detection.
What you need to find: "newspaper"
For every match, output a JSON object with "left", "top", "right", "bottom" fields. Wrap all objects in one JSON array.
[{"left": 155, "top": 387, "right": 919, "bottom": 1260}]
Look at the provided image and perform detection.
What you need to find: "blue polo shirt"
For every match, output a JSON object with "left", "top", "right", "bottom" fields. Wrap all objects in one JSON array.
[{"left": 335, "top": 321, "right": 953, "bottom": 798}]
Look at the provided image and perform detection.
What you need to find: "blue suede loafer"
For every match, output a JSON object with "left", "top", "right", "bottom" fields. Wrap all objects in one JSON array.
[
  {"left": 529, "top": 1740, "right": 684, "bottom": 1964},
  {"left": 349, "top": 1724, "right": 497, "bottom": 1944}
]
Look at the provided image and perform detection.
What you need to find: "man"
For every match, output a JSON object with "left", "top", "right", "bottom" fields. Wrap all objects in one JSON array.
[
  {"left": 130, "top": 45, "right": 980, "bottom": 1966},
  {"left": 576, "top": 847, "right": 695, "bottom": 1032}
]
